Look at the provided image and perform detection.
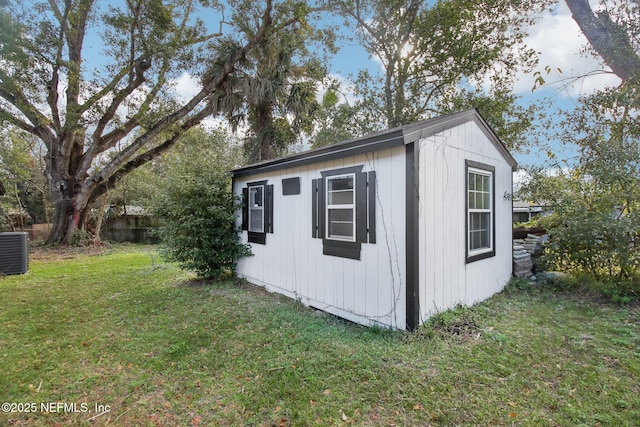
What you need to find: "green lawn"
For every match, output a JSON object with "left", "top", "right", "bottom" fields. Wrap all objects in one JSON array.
[{"left": 0, "top": 246, "right": 638, "bottom": 426}]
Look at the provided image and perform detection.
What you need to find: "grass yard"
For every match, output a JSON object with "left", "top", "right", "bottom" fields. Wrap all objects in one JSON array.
[{"left": 0, "top": 246, "right": 638, "bottom": 426}]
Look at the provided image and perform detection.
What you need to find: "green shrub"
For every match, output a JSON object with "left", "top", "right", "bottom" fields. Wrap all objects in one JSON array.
[
  {"left": 70, "top": 229, "right": 93, "bottom": 246},
  {"left": 541, "top": 207, "right": 640, "bottom": 284},
  {"left": 155, "top": 171, "right": 251, "bottom": 279}
]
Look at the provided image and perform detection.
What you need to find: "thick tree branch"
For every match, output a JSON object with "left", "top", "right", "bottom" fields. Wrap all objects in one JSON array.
[
  {"left": 566, "top": 0, "right": 640, "bottom": 83},
  {"left": 59, "top": 0, "right": 93, "bottom": 176},
  {"left": 0, "top": 106, "right": 54, "bottom": 146},
  {"left": 46, "top": 0, "right": 70, "bottom": 134},
  {"left": 0, "top": 73, "right": 55, "bottom": 148},
  {"left": 81, "top": 0, "right": 220, "bottom": 178},
  {"left": 88, "top": 104, "right": 216, "bottom": 203},
  {"left": 89, "top": 0, "right": 274, "bottom": 190},
  {"left": 79, "top": 57, "right": 165, "bottom": 178}
]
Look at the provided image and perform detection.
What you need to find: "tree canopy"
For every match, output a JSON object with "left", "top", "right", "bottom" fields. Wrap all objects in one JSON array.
[
  {"left": 0, "top": 0, "right": 326, "bottom": 244},
  {"left": 332, "top": 0, "right": 549, "bottom": 149}
]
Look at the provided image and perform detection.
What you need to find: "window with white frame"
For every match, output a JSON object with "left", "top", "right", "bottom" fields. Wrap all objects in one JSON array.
[
  {"left": 241, "top": 180, "right": 273, "bottom": 245},
  {"left": 248, "top": 184, "right": 264, "bottom": 233},
  {"left": 466, "top": 161, "right": 495, "bottom": 262},
  {"left": 326, "top": 174, "right": 355, "bottom": 241},
  {"left": 311, "top": 166, "right": 376, "bottom": 260}
]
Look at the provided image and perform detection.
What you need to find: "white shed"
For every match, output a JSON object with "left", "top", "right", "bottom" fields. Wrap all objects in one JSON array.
[{"left": 232, "top": 109, "right": 516, "bottom": 330}]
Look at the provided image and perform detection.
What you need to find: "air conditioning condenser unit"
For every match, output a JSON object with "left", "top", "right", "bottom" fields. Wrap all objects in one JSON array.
[{"left": 0, "top": 232, "right": 29, "bottom": 275}]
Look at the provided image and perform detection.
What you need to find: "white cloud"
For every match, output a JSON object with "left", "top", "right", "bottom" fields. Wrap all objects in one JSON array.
[
  {"left": 515, "top": 2, "right": 621, "bottom": 97},
  {"left": 341, "top": 3, "right": 622, "bottom": 101},
  {"left": 170, "top": 72, "right": 202, "bottom": 104}
]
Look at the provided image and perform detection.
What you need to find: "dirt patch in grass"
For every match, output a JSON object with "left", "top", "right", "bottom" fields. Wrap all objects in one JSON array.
[
  {"left": 434, "top": 314, "right": 480, "bottom": 339},
  {"left": 28, "top": 242, "right": 156, "bottom": 261},
  {"left": 28, "top": 244, "right": 93, "bottom": 261}
]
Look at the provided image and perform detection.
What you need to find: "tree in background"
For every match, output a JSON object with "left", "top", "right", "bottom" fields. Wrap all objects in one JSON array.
[
  {"left": 333, "top": 0, "right": 549, "bottom": 149},
  {"left": 216, "top": 3, "right": 330, "bottom": 162},
  {"left": 565, "top": 0, "right": 640, "bottom": 84},
  {"left": 310, "top": 86, "right": 357, "bottom": 148},
  {"left": 521, "top": 0, "right": 640, "bottom": 287},
  {"left": 522, "top": 87, "right": 640, "bottom": 283},
  {"left": 0, "top": 130, "right": 53, "bottom": 231},
  {"left": 0, "top": 0, "right": 317, "bottom": 244},
  {"left": 149, "top": 126, "right": 250, "bottom": 279}
]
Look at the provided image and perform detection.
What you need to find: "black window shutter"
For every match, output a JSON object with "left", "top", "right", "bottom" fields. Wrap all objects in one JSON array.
[
  {"left": 356, "top": 171, "right": 367, "bottom": 243},
  {"left": 311, "top": 178, "right": 325, "bottom": 238},
  {"left": 368, "top": 171, "right": 376, "bottom": 244},
  {"left": 241, "top": 187, "right": 248, "bottom": 231},
  {"left": 267, "top": 184, "right": 274, "bottom": 233},
  {"left": 311, "top": 179, "right": 318, "bottom": 238},
  {"left": 318, "top": 178, "right": 325, "bottom": 239}
]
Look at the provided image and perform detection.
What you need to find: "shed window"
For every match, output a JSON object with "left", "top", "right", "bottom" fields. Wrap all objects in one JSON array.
[
  {"left": 242, "top": 180, "right": 273, "bottom": 245},
  {"left": 326, "top": 174, "right": 355, "bottom": 241},
  {"left": 248, "top": 185, "right": 264, "bottom": 233},
  {"left": 312, "top": 166, "right": 376, "bottom": 260},
  {"left": 466, "top": 161, "right": 495, "bottom": 263}
]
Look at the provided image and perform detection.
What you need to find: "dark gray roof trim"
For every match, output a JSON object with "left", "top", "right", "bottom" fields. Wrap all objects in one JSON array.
[
  {"left": 233, "top": 129, "right": 405, "bottom": 178},
  {"left": 233, "top": 109, "right": 516, "bottom": 178}
]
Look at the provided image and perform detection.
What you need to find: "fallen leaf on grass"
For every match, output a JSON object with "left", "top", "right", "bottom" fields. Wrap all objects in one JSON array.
[{"left": 342, "top": 413, "right": 348, "bottom": 421}]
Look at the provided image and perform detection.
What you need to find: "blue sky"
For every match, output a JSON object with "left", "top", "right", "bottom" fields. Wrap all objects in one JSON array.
[
  {"left": 313, "top": 1, "right": 620, "bottom": 169},
  {"left": 80, "top": 0, "right": 620, "bottom": 170}
]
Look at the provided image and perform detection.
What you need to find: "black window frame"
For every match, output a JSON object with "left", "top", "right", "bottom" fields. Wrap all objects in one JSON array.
[
  {"left": 311, "top": 166, "right": 376, "bottom": 260},
  {"left": 465, "top": 160, "right": 496, "bottom": 263},
  {"left": 241, "top": 180, "right": 273, "bottom": 245}
]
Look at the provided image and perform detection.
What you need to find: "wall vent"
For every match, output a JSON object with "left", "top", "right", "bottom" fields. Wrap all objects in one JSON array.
[{"left": 0, "top": 232, "right": 29, "bottom": 275}]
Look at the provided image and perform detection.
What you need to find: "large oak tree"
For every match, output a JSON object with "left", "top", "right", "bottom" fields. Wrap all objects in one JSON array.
[{"left": 0, "top": 0, "right": 315, "bottom": 244}]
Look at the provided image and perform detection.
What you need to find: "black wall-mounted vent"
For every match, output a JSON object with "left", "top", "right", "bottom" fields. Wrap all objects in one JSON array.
[
  {"left": 0, "top": 232, "right": 29, "bottom": 275},
  {"left": 282, "top": 177, "right": 301, "bottom": 195}
]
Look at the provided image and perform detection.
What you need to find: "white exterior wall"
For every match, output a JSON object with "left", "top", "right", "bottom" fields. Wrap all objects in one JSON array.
[
  {"left": 234, "top": 146, "right": 407, "bottom": 329},
  {"left": 417, "top": 120, "right": 513, "bottom": 324}
]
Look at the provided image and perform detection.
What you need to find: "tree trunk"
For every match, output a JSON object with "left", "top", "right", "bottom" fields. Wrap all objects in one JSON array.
[
  {"left": 46, "top": 176, "right": 91, "bottom": 245},
  {"left": 47, "top": 196, "right": 78, "bottom": 245},
  {"left": 93, "top": 193, "right": 109, "bottom": 245}
]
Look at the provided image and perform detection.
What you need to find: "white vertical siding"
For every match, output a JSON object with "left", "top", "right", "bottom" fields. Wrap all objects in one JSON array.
[
  {"left": 417, "top": 120, "right": 513, "bottom": 323},
  {"left": 234, "top": 114, "right": 513, "bottom": 330},
  {"left": 235, "top": 146, "right": 407, "bottom": 329}
]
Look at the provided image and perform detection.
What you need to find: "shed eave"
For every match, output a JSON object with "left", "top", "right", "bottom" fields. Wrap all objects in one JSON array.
[
  {"left": 232, "top": 108, "right": 517, "bottom": 178},
  {"left": 232, "top": 129, "right": 406, "bottom": 178}
]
